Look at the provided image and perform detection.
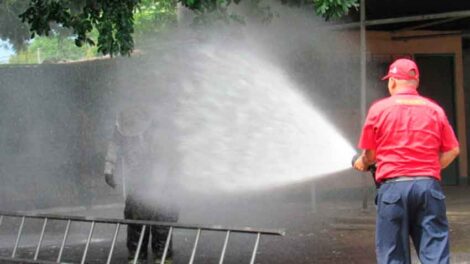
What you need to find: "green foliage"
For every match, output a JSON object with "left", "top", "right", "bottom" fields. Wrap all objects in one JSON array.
[
  {"left": 6, "top": 0, "right": 177, "bottom": 64},
  {"left": 16, "top": 0, "right": 358, "bottom": 57},
  {"left": 134, "top": 0, "right": 177, "bottom": 36},
  {"left": 8, "top": 34, "right": 98, "bottom": 64},
  {"left": 0, "top": 0, "right": 30, "bottom": 50},
  {"left": 19, "top": 0, "right": 141, "bottom": 56},
  {"left": 312, "top": 0, "right": 358, "bottom": 20}
]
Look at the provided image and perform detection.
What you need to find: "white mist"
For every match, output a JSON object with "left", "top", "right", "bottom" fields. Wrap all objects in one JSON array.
[{"left": 163, "top": 43, "right": 356, "bottom": 193}]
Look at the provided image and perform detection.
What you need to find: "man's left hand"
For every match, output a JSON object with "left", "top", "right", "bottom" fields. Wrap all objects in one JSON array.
[{"left": 105, "top": 173, "right": 117, "bottom": 189}]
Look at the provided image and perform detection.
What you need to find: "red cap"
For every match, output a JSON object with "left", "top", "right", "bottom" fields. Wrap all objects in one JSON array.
[{"left": 382, "top": 58, "right": 420, "bottom": 81}]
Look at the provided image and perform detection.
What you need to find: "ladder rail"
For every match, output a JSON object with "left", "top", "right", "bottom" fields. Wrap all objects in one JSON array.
[
  {"left": 0, "top": 211, "right": 285, "bottom": 235},
  {"left": 0, "top": 256, "right": 60, "bottom": 264},
  {"left": 0, "top": 211, "right": 285, "bottom": 264}
]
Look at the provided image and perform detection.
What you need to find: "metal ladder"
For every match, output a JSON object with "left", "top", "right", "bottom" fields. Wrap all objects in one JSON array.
[{"left": 0, "top": 211, "right": 284, "bottom": 264}]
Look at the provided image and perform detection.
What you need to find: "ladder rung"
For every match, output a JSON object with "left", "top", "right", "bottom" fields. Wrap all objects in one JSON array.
[
  {"left": 57, "top": 219, "right": 71, "bottom": 262},
  {"left": 219, "top": 230, "right": 231, "bottom": 264},
  {"left": 249, "top": 233, "right": 261, "bottom": 264},
  {"left": 12, "top": 216, "right": 26, "bottom": 258},
  {"left": 80, "top": 221, "right": 95, "bottom": 264},
  {"left": 133, "top": 225, "right": 147, "bottom": 264},
  {"left": 34, "top": 218, "right": 48, "bottom": 260},
  {"left": 106, "top": 223, "right": 121, "bottom": 264},
  {"left": 159, "top": 226, "right": 173, "bottom": 263},
  {"left": 189, "top": 228, "right": 202, "bottom": 264}
]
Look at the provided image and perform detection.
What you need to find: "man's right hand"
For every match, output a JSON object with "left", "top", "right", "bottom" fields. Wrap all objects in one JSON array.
[
  {"left": 105, "top": 173, "right": 116, "bottom": 189},
  {"left": 353, "top": 156, "right": 368, "bottom": 172}
]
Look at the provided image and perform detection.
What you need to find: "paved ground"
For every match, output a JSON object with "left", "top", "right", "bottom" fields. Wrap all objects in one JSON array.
[
  {"left": 309, "top": 186, "right": 470, "bottom": 264},
  {"left": 0, "top": 185, "right": 469, "bottom": 263}
]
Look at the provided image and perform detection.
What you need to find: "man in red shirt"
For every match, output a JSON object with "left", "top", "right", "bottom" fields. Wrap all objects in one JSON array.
[{"left": 353, "top": 58, "right": 460, "bottom": 264}]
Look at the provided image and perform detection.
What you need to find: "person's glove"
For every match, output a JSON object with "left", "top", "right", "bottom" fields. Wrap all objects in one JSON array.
[{"left": 105, "top": 173, "right": 116, "bottom": 189}]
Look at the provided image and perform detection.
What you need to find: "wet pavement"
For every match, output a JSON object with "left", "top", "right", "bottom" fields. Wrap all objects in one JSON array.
[{"left": 0, "top": 185, "right": 469, "bottom": 263}]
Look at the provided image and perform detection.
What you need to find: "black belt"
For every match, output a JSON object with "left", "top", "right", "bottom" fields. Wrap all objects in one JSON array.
[{"left": 382, "top": 176, "right": 434, "bottom": 183}]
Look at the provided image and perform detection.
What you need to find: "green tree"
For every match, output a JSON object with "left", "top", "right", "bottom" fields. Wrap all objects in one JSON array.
[
  {"left": 8, "top": 34, "right": 98, "bottom": 64},
  {"left": 134, "top": 0, "right": 178, "bottom": 36},
  {"left": 0, "top": 0, "right": 30, "bottom": 50},
  {"left": 6, "top": 0, "right": 176, "bottom": 64},
  {"left": 16, "top": 0, "right": 357, "bottom": 57}
]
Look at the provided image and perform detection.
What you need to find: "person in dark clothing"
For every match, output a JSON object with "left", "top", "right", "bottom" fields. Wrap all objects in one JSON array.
[{"left": 104, "top": 105, "right": 178, "bottom": 264}]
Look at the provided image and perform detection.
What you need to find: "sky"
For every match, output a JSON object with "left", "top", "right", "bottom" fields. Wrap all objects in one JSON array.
[{"left": 0, "top": 40, "right": 14, "bottom": 63}]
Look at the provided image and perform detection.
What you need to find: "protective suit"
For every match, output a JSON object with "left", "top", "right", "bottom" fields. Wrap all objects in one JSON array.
[{"left": 104, "top": 106, "right": 178, "bottom": 262}]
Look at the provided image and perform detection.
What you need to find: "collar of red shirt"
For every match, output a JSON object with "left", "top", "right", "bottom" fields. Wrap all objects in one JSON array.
[{"left": 393, "top": 87, "right": 419, "bottom": 96}]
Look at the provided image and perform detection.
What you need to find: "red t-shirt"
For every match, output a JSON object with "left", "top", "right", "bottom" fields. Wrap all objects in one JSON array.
[{"left": 358, "top": 88, "right": 459, "bottom": 182}]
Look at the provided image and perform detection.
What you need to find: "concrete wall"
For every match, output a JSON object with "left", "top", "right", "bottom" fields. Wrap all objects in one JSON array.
[{"left": 0, "top": 60, "right": 120, "bottom": 210}]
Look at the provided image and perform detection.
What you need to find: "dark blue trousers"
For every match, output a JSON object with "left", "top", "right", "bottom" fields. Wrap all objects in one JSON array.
[{"left": 376, "top": 179, "right": 449, "bottom": 264}]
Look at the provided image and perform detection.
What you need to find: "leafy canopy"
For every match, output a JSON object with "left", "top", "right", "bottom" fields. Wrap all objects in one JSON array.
[
  {"left": 8, "top": 33, "right": 98, "bottom": 64},
  {"left": 6, "top": 0, "right": 177, "bottom": 64},
  {"left": 0, "top": 0, "right": 30, "bottom": 50},
  {"left": 17, "top": 0, "right": 358, "bottom": 57}
]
